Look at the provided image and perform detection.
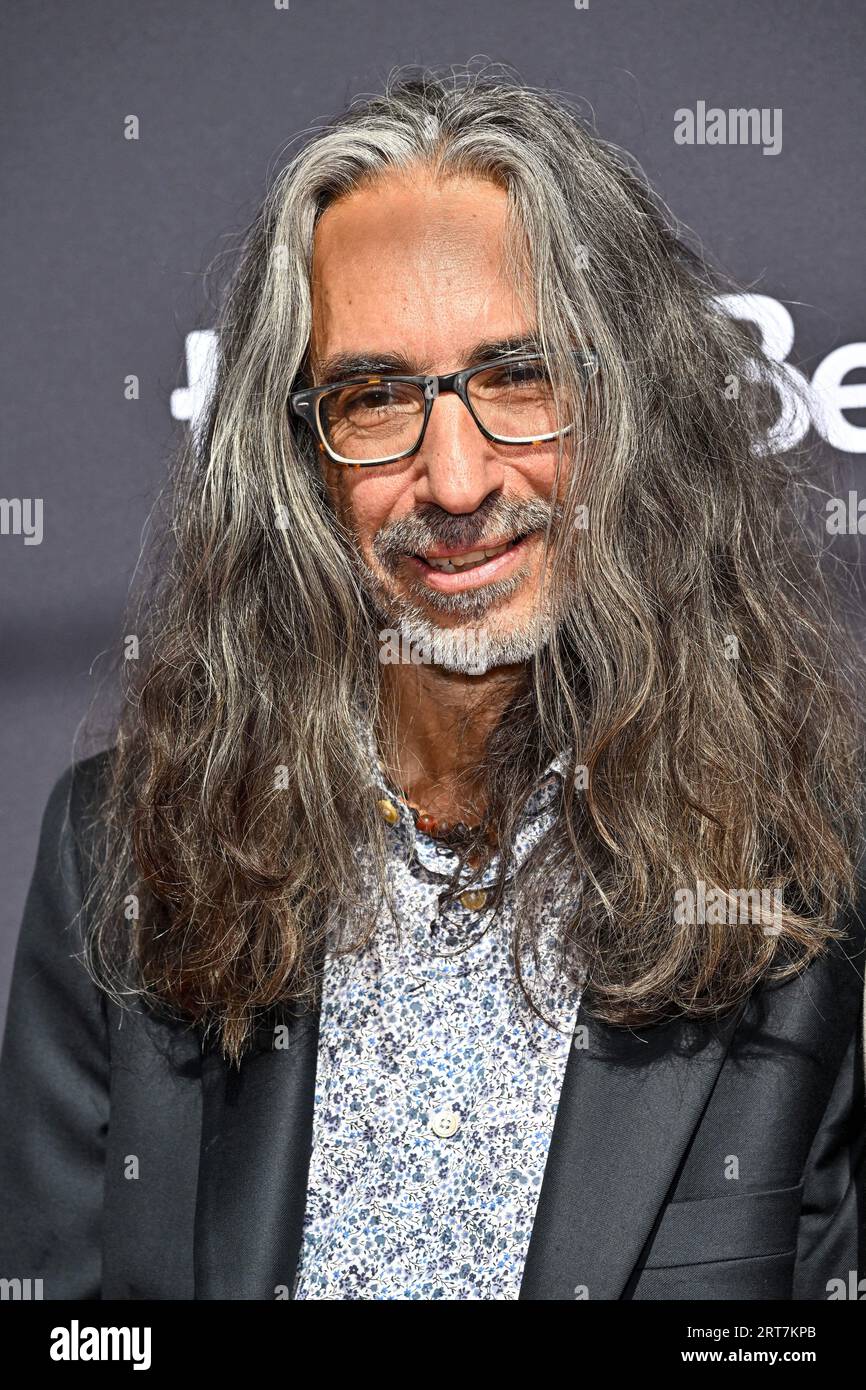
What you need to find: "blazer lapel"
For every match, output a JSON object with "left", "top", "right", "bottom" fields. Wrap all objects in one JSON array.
[
  {"left": 518, "top": 996, "right": 750, "bottom": 1299},
  {"left": 193, "top": 1002, "right": 321, "bottom": 1299}
]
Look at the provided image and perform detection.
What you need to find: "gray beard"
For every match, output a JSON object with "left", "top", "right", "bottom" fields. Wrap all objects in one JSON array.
[{"left": 359, "top": 558, "right": 554, "bottom": 675}]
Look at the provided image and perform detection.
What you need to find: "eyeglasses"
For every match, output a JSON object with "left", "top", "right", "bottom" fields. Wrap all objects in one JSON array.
[{"left": 288, "top": 348, "right": 599, "bottom": 467}]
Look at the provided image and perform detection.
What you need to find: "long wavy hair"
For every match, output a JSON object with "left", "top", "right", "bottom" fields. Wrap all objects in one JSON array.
[{"left": 76, "top": 61, "right": 866, "bottom": 1065}]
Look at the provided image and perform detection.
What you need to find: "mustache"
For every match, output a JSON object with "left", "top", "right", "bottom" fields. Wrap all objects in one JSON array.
[{"left": 372, "top": 497, "right": 556, "bottom": 566}]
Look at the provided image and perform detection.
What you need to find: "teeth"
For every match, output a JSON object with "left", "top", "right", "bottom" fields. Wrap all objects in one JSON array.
[{"left": 425, "top": 539, "right": 513, "bottom": 572}]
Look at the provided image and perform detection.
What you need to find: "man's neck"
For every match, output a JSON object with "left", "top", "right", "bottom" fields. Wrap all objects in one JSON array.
[{"left": 375, "top": 659, "right": 526, "bottom": 822}]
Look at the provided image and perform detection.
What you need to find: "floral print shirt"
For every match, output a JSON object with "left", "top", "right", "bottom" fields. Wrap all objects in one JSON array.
[{"left": 292, "top": 729, "right": 585, "bottom": 1300}]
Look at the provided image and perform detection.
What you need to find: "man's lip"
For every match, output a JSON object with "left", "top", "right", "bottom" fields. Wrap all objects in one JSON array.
[
  {"left": 404, "top": 532, "right": 536, "bottom": 591},
  {"left": 410, "top": 532, "right": 527, "bottom": 562}
]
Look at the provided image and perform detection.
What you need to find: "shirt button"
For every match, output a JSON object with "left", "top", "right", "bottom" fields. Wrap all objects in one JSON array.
[
  {"left": 376, "top": 797, "right": 400, "bottom": 825},
  {"left": 458, "top": 888, "right": 488, "bottom": 911},
  {"left": 429, "top": 1107, "right": 461, "bottom": 1138}
]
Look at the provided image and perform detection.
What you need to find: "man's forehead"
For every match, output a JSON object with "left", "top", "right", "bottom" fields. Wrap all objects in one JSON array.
[{"left": 310, "top": 173, "right": 514, "bottom": 298}]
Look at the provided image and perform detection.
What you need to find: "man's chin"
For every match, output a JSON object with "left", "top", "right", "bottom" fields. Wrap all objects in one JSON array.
[{"left": 372, "top": 602, "right": 552, "bottom": 676}]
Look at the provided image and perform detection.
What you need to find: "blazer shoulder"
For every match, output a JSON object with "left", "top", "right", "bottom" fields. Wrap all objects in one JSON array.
[
  {"left": 64, "top": 744, "right": 116, "bottom": 832},
  {"left": 7, "top": 747, "right": 118, "bottom": 982},
  {"left": 40, "top": 746, "right": 117, "bottom": 898}
]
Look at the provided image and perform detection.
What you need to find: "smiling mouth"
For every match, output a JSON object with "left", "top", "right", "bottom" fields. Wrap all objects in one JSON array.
[{"left": 411, "top": 532, "right": 531, "bottom": 573}]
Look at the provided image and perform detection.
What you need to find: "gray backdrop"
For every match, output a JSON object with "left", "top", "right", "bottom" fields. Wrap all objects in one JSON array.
[{"left": 2, "top": 0, "right": 864, "bottom": 1032}]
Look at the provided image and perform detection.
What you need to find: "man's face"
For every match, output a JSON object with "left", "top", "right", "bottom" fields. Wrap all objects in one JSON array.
[{"left": 308, "top": 170, "right": 571, "bottom": 674}]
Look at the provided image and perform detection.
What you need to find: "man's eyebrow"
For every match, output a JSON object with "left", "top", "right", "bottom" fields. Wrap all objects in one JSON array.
[{"left": 313, "top": 334, "right": 542, "bottom": 385}]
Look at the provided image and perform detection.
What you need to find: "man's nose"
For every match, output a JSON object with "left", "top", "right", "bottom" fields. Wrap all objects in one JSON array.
[{"left": 414, "top": 391, "right": 505, "bottom": 513}]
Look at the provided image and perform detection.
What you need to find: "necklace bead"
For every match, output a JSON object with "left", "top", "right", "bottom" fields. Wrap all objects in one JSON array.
[{"left": 375, "top": 760, "right": 487, "bottom": 844}]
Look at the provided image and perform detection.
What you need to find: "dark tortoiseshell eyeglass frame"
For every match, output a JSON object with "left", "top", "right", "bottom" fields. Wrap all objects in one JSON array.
[{"left": 288, "top": 347, "right": 599, "bottom": 467}]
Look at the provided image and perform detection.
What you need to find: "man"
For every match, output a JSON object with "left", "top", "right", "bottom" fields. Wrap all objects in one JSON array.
[{"left": 0, "top": 65, "right": 864, "bottom": 1301}]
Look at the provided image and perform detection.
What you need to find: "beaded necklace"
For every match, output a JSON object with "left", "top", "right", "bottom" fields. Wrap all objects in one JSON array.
[{"left": 374, "top": 758, "right": 495, "bottom": 848}]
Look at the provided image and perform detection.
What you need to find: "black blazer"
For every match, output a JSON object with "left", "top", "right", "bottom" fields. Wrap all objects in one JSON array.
[{"left": 0, "top": 751, "right": 863, "bottom": 1301}]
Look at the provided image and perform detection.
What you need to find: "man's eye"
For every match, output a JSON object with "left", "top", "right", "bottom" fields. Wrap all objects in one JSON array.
[
  {"left": 342, "top": 382, "right": 418, "bottom": 413},
  {"left": 507, "top": 362, "right": 548, "bottom": 383},
  {"left": 477, "top": 361, "right": 551, "bottom": 391},
  {"left": 356, "top": 388, "right": 394, "bottom": 408}
]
